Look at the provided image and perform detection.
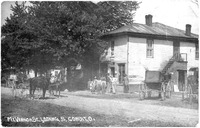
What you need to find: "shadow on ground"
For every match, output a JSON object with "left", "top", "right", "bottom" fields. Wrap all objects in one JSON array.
[{"left": 1, "top": 94, "right": 186, "bottom": 127}]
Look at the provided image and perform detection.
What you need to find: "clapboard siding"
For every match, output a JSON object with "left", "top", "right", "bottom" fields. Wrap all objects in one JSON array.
[
  {"left": 103, "top": 35, "right": 127, "bottom": 63},
  {"left": 101, "top": 36, "right": 198, "bottom": 79},
  {"left": 113, "top": 36, "right": 128, "bottom": 63},
  {"left": 128, "top": 37, "right": 174, "bottom": 78}
]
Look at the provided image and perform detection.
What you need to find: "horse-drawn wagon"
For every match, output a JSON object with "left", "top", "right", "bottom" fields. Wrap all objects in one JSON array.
[{"left": 139, "top": 71, "right": 172, "bottom": 100}]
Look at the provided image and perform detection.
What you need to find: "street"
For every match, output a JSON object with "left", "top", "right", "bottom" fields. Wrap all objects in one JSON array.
[{"left": 1, "top": 87, "right": 199, "bottom": 127}]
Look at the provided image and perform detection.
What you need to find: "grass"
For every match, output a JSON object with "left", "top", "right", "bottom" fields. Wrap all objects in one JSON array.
[{"left": 1, "top": 94, "right": 187, "bottom": 127}]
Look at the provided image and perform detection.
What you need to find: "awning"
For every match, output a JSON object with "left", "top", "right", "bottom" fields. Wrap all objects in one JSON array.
[{"left": 189, "top": 67, "right": 199, "bottom": 71}]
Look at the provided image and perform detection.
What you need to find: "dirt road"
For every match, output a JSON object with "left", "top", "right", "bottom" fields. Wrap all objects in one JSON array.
[{"left": 1, "top": 87, "right": 198, "bottom": 126}]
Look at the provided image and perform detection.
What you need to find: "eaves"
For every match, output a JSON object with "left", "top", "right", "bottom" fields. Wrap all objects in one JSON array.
[{"left": 101, "top": 32, "right": 199, "bottom": 43}]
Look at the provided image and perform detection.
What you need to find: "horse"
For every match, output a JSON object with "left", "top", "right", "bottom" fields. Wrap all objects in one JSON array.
[
  {"left": 48, "top": 76, "right": 64, "bottom": 97},
  {"left": 29, "top": 75, "right": 51, "bottom": 98},
  {"left": 48, "top": 77, "right": 62, "bottom": 96}
]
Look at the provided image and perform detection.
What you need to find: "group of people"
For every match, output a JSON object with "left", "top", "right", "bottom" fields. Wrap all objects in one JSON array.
[
  {"left": 107, "top": 73, "right": 130, "bottom": 94},
  {"left": 88, "top": 73, "right": 130, "bottom": 94}
]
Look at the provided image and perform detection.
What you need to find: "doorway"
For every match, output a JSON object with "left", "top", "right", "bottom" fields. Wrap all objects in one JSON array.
[
  {"left": 178, "top": 70, "right": 186, "bottom": 91},
  {"left": 118, "top": 64, "right": 125, "bottom": 84},
  {"left": 110, "top": 67, "right": 115, "bottom": 77}
]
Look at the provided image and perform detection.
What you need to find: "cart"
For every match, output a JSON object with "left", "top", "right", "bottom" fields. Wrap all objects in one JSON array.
[{"left": 139, "top": 71, "right": 172, "bottom": 100}]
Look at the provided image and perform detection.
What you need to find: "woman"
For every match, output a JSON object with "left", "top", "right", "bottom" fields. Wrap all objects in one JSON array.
[{"left": 123, "top": 74, "right": 129, "bottom": 93}]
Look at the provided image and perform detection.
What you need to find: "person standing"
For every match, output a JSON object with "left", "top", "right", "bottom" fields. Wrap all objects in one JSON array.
[
  {"left": 123, "top": 74, "right": 129, "bottom": 93},
  {"left": 112, "top": 72, "right": 118, "bottom": 94},
  {"left": 8, "top": 71, "right": 18, "bottom": 97},
  {"left": 107, "top": 73, "right": 113, "bottom": 93}
]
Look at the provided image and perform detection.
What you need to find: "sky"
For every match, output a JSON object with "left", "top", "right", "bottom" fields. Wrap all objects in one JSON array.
[
  {"left": 1, "top": 0, "right": 199, "bottom": 34},
  {"left": 134, "top": 0, "right": 199, "bottom": 34}
]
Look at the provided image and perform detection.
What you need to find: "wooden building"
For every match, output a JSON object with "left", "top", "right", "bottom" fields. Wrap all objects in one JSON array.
[{"left": 100, "top": 14, "right": 199, "bottom": 92}]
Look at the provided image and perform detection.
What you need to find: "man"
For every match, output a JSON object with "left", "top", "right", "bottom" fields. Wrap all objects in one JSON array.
[
  {"left": 107, "top": 73, "right": 113, "bottom": 93},
  {"left": 112, "top": 72, "right": 118, "bottom": 94},
  {"left": 123, "top": 74, "right": 129, "bottom": 93},
  {"left": 107, "top": 73, "right": 117, "bottom": 94}
]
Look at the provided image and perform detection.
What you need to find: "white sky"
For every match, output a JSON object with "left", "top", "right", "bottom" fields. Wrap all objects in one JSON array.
[
  {"left": 134, "top": 0, "right": 199, "bottom": 34},
  {"left": 1, "top": 0, "right": 199, "bottom": 34}
]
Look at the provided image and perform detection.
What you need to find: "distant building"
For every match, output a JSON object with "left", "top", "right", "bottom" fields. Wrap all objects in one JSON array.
[{"left": 100, "top": 14, "right": 199, "bottom": 92}]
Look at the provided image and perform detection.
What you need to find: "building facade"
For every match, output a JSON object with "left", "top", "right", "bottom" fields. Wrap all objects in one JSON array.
[{"left": 100, "top": 15, "right": 199, "bottom": 91}]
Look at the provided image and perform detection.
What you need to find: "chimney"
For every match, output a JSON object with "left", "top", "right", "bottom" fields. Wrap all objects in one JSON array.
[
  {"left": 145, "top": 14, "right": 153, "bottom": 26},
  {"left": 185, "top": 24, "right": 191, "bottom": 36}
]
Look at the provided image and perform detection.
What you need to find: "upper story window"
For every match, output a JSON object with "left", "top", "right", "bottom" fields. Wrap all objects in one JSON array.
[
  {"left": 146, "top": 39, "right": 154, "bottom": 58},
  {"left": 195, "top": 43, "right": 199, "bottom": 60},
  {"left": 111, "top": 41, "right": 114, "bottom": 56}
]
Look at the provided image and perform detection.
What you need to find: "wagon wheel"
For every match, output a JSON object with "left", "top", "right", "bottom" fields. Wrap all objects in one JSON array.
[
  {"left": 161, "top": 92, "right": 165, "bottom": 100},
  {"left": 186, "top": 84, "right": 193, "bottom": 103},
  {"left": 147, "top": 91, "right": 152, "bottom": 98},
  {"left": 139, "top": 91, "right": 145, "bottom": 100},
  {"left": 139, "top": 83, "right": 145, "bottom": 100}
]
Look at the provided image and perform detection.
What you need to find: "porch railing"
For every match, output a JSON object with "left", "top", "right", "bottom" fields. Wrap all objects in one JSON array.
[{"left": 170, "top": 53, "right": 187, "bottom": 62}]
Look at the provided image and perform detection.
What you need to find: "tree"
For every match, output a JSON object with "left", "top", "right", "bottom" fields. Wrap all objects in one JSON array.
[
  {"left": 2, "top": 2, "right": 56, "bottom": 75},
  {"left": 2, "top": 1, "right": 140, "bottom": 87},
  {"left": 1, "top": 2, "right": 31, "bottom": 71}
]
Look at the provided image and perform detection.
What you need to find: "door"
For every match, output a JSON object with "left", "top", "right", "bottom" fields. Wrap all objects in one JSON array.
[
  {"left": 110, "top": 67, "right": 115, "bottom": 77},
  {"left": 178, "top": 70, "right": 186, "bottom": 91},
  {"left": 118, "top": 64, "right": 125, "bottom": 84},
  {"left": 173, "top": 41, "right": 180, "bottom": 59}
]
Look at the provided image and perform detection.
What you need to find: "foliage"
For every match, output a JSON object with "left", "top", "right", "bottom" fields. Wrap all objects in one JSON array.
[
  {"left": 1, "top": 2, "right": 31, "bottom": 71},
  {"left": 1, "top": 1, "right": 140, "bottom": 76}
]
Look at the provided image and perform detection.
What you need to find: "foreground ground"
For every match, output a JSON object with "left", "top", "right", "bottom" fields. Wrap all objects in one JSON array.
[{"left": 1, "top": 87, "right": 199, "bottom": 127}]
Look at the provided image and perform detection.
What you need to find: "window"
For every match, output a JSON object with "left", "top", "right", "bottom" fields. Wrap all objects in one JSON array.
[
  {"left": 146, "top": 39, "right": 154, "bottom": 58},
  {"left": 195, "top": 43, "right": 199, "bottom": 59},
  {"left": 118, "top": 64, "right": 125, "bottom": 83},
  {"left": 111, "top": 41, "right": 114, "bottom": 56}
]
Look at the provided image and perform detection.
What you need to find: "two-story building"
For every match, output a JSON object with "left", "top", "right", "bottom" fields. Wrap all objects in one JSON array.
[{"left": 100, "top": 14, "right": 199, "bottom": 92}]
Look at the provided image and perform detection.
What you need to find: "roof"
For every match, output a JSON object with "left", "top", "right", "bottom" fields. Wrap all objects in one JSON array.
[{"left": 102, "top": 22, "right": 199, "bottom": 40}]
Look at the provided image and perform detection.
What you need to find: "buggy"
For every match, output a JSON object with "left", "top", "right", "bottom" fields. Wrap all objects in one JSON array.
[{"left": 139, "top": 71, "right": 172, "bottom": 100}]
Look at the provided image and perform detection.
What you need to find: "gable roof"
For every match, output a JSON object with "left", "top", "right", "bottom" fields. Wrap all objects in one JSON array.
[{"left": 102, "top": 22, "right": 198, "bottom": 42}]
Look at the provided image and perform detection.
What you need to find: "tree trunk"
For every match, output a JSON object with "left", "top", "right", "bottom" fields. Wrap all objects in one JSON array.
[
  {"left": 34, "top": 68, "right": 38, "bottom": 77},
  {"left": 67, "top": 66, "right": 72, "bottom": 87},
  {"left": 82, "top": 64, "right": 92, "bottom": 83}
]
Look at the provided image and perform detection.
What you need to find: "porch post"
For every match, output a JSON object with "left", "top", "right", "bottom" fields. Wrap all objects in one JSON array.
[
  {"left": 127, "top": 36, "right": 129, "bottom": 76},
  {"left": 99, "top": 59, "right": 101, "bottom": 78}
]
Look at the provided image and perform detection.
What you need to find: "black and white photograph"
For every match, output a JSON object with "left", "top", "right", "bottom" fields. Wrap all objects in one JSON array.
[{"left": 1, "top": 0, "right": 199, "bottom": 127}]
